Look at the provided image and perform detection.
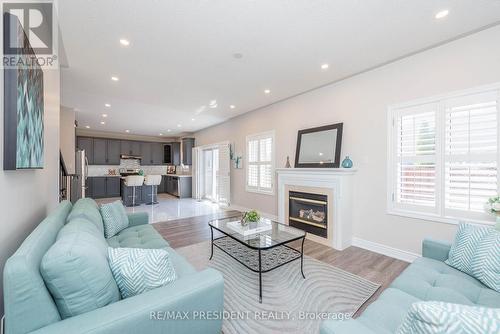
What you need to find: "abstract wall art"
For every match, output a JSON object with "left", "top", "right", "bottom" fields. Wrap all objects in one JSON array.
[{"left": 3, "top": 12, "right": 44, "bottom": 170}]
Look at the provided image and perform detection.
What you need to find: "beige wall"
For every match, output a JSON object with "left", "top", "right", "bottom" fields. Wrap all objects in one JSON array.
[
  {"left": 195, "top": 25, "right": 500, "bottom": 255},
  {"left": 60, "top": 106, "right": 76, "bottom": 174}
]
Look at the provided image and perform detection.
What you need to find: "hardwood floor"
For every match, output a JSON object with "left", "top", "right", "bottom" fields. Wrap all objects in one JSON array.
[{"left": 153, "top": 211, "right": 409, "bottom": 316}]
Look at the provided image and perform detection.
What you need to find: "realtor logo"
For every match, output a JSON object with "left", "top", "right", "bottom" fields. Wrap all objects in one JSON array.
[
  {"left": 3, "top": 1, "right": 53, "bottom": 54},
  {"left": 2, "top": 1, "right": 57, "bottom": 69}
]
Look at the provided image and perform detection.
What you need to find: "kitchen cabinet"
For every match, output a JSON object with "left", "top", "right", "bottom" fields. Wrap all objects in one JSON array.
[
  {"left": 130, "top": 141, "right": 141, "bottom": 156},
  {"left": 152, "top": 143, "right": 164, "bottom": 165},
  {"left": 120, "top": 140, "right": 141, "bottom": 156},
  {"left": 171, "top": 142, "right": 181, "bottom": 165},
  {"left": 141, "top": 142, "right": 152, "bottom": 165},
  {"left": 106, "top": 177, "right": 121, "bottom": 197},
  {"left": 178, "top": 177, "right": 192, "bottom": 198},
  {"left": 121, "top": 180, "right": 143, "bottom": 206},
  {"left": 107, "top": 140, "right": 121, "bottom": 165},
  {"left": 91, "top": 177, "right": 107, "bottom": 198},
  {"left": 182, "top": 138, "right": 195, "bottom": 165},
  {"left": 77, "top": 137, "right": 94, "bottom": 164},
  {"left": 120, "top": 141, "right": 131, "bottom": 155},
  {"left": 87, "top": 176, "right": 121, "bottom": 199},
  {"left": 93, "top": 139, "right": 107, "bottom": 165},
  {"left": 159, "top": 175, "right": 167, "bottom": 193}
]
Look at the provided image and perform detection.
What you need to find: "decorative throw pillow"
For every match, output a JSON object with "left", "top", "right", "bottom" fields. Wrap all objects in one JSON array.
[
  {"left": 107, "top": 247, "right": 177, "bottom": 298},
  {"left": 100, "top": 201, "right": 129, "bottom": 238},
  {"left": 470, "top": 230, "right": 500, "bottom": 292},
  {"left": 445, "top": 223, "right": 492, "bottom": 275},
  {"left": 397, "top": 301, "right": 500, "bottom": 334}
]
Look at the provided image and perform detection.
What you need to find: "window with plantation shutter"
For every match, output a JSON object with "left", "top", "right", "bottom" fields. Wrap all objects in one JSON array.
[
  {"left": 389, "top": 85, "right": 500, "bottom": 224},
  {"left": 246, "top": 131, "right": 275, "bottom": 194}
]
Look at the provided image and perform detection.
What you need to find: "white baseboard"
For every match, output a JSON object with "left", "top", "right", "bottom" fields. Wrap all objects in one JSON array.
[
  {"left": 227, "top": 205, "right": 278, "bottom": 221},
  {"left": 352, "top": 237, "right": 420, "bottom": 263}
]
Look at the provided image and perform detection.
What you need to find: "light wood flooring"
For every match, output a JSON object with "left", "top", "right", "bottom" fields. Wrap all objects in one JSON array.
[{"left": 153, "top": 211, "right": 409, "bottom": 316}]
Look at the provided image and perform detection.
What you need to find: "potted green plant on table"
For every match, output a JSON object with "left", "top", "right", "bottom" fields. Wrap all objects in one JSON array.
[
  {"left": 240, "top": 210, "right": 260, "bottom": 226},
  {"left": 485, "top": 196, "right": 500, "bottom": 229}
]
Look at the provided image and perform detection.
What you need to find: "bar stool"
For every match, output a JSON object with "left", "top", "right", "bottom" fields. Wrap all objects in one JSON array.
[
  {"left": 124, "top": 175, "right": 144, "bottom": 207},
  {"left": 144, "top": 175, "right": 162, "bottom": 205}
]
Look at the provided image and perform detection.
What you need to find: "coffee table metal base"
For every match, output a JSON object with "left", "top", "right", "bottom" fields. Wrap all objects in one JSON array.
[{"left": 209, "top": 227, "right": 306, "bottom": 303}]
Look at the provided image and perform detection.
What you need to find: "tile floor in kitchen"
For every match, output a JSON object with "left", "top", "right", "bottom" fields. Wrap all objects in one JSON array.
[{"left": 95, "top": 193, "right": 225, "bottom": 223}]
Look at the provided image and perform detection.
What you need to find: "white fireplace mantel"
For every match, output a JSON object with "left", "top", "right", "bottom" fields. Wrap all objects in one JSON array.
[{"left": 276, "top": 168, "right": 357, "bottom": 250}]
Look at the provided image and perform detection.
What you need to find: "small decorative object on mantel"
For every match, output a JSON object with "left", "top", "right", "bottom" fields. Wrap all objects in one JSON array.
[
  {"left": 341, "top": 156, "right": 353, "bottom": 168},
  {"left": 485, "top": 195, "right": 500, "bottom": 229},
  {"left": 240, "top": 210, "right": 261, "bottom": 226},
  {"left": 285, "top": 156, "right": 292, "bottom": 168},
  {"left": 234, "top": 156, "right": 243, "bottom": 169}
]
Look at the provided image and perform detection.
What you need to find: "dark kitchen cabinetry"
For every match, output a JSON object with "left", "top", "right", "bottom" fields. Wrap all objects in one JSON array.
[
  {"left": 182, "top": 138, "right": 195, "bottom": 165},
  {"left": 93, "top": 139, "right": 107, "bottom": 165},
  {"left": 152, "top": 143, "right": 164, "bottom": 165},
  {"left": 87, "top": 176, "right": 121, "bottom": 199},
  {"left": 91, "top": 177, "right": 107, "bottom": 198},
  {"left": 120, "top": 140, "right": 142, "bottom": 156},
  {"left": 163, "top": 142, "right": 180, "bottom": 165},
  {"left": 141, "top": 142, "right": 152, "bottom": 165},
  {"left": 106, "top": 177, "right": 121, "bottom": 197},
  {"left": 77, "top": 137, "right": 94, "bottom": 164},
  {"left": 107, "top": 140, "right": 121, "bottom": 165}
]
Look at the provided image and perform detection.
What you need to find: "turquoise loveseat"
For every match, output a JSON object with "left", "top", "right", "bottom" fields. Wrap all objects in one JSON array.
[
  {"left": 3, "top": 199, "right": 224, "bottom": 334},
  {"left": 320, "top": 238, "right": 500, "bottom": 334}
]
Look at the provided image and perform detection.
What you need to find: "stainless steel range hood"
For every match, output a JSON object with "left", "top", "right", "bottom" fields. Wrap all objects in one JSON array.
[{"left": 120, "top": 154, "right": 142, "bottom": 160}]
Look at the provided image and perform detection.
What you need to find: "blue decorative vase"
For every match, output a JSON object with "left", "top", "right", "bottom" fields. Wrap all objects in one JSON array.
[{"left": 341, "top": 156, "right": 353, "bottom": 168}]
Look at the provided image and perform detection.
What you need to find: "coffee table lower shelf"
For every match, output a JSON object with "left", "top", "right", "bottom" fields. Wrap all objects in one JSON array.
[{"left": 209, "top": 235, "right": 306, "bottom": 303}]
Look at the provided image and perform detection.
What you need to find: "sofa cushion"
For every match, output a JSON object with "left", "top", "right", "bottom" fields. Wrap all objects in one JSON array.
[
  {"left": 164, "top": 247, "right": 196, "bottom": 278},
  {"left": 391, "top": 257, "right": 500, "bottom": 308},
  {"left": 100, "top": 201, "right": 129, "bottom": 238},
  {"left": 40, "top": 219, "right": 120, "bottom": 319},
  {"left": 106, "top": 224, "right": 169, "bottom": 249},
  {"left": 445, "top": 223, "right": 491, "bottom": 275},
  {"left": 397, "top": 301, "right": 500, "bottom": 334},
  {"left": 67, "top": 198, "right": 104, "bottom": 233},
  {"left": 469, "top": 229, "right": 500, "bottom": 292},
  {"left": 108, "top": 247, "right": 177, "bottom": 298}
]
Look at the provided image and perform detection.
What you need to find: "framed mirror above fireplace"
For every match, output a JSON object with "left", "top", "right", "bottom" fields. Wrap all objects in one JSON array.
[{"left": 294, "top": 123, "right": 343, "bottom": 168}]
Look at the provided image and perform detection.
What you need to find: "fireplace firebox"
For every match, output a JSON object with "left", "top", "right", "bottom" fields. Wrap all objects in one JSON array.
[{"left": 288, "top": 191, "right": 327, "bottom": 238}]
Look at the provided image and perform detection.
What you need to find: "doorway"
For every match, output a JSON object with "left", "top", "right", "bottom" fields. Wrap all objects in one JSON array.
[{"left": 202, "top": 148, "right": 219, "bottom": 201}]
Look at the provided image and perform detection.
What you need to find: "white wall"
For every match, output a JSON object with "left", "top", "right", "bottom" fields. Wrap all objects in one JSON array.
[
  {"left": 0, "top": 53, "right": 60, "bottom": 316},
  {"left": 195, "top": 25, "right": 500, "bottom": 255}
]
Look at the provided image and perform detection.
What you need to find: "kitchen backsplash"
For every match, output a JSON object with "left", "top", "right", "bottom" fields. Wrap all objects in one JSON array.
[{"left": 87, "top": 159, "right": 191, "bottom": 177}]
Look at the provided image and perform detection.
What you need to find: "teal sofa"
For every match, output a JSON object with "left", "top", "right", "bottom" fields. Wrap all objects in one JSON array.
[
  {"left": 3, "top": 199, "right": 224, "bottom": 334},
  {"left": 320, "top": 238, "right": 500, "bottom": 334}
]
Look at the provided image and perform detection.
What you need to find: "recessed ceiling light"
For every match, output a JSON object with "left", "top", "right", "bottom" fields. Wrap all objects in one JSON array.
[
  {"left": 111, "top": 76, "right": 119, "bottom": 81},
  {"left": 435, "top": 9, "right": 449, "bottom": 19},
  {"left": 119, "top": 39, "right": 130, "bottom": 46},
  {"left": 321, "top": 63, "right": 329, "bottom": 70},
  {"left": 264, "top": 89, "right": 271, "bottom": 94},
  {"left": 209, "top": 100, "right": 217, "bottom": 108},
  {"left": 233, "top": 53, "right": 243, "bottom": 59},
  {"left": 191, "top": 118, "right": 195, "bottom": 121},
  {"left": 167, "top": 129, "right": 171, "bottom": 132},
  {"left": 85, "top": 125, "right": 90, "bottom": 129},
  {"left": 104, "top": 103, "right": 111, "bottom": 107},
  {"left": 177, "top": 124, "right": 182, "bottom": 128},
  {"left": 125, "top": 129, "right": 130, "bottom": 133},
  {"left": 100, "top": 121, "right": 105, "bottom": 125},
  {"left": 102, "top": 113, "right": 108, "bottom": 118},
  {"left": 229, "top": 105, "right": 235, "bottom": 109},
  {"left": 159, "top": 133, "right": 163, "bottom": 136}
]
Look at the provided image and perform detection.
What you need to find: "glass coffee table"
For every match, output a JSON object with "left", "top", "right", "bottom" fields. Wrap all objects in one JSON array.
[{"left": 208, "top": 216, "right": 306, "bottom": 303}]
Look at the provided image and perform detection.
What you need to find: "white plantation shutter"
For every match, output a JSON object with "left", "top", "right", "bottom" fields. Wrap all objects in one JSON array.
[
  {"left": 389, "top": 86, "right": 500, "bottom": 223},
  {"left": 246, "top": 131, "right": 275, "bottom": 194},
  {"left": 444, "top": 92, "right": 498, "bottom": 217},
  {"left": 192, "top": 146, "right": 202, "bottom": 200},
  {"left": 394, "top": 104, "right": 437, "bottom": 211},
  {"left": 217, "top": 143, "right": 231, "bottom": 206}
]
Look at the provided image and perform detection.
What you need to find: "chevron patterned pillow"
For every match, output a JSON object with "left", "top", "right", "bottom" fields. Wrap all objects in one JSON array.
[
  {"left": 107, "top": 247, "right": 177, "bottom": 298},
  {"left": 397, "top": 301, "right": 500, "bottom": 334},
  {"left": 445, "top": 223, "right": 491, "bottom": 275},
  {"left": 100, "top": 201, "right": 129, "bottom": 238}
]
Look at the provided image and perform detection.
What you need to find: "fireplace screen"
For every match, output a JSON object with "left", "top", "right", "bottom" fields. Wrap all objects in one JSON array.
[{"left": 288, "top": 191, "right": 327, "bottom": 238}]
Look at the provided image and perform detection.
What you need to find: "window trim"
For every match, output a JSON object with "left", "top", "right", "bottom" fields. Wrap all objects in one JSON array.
[
  {"left": 387, "top": 82, "right": 500, "bottom": 226},
  {"left": 246, "top": 130, "right": 276, "bottom": 195}
]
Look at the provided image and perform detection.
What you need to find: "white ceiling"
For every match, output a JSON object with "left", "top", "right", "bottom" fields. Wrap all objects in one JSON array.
[{"left": 59, "top": 0, "right": 500, "bottom": 137}]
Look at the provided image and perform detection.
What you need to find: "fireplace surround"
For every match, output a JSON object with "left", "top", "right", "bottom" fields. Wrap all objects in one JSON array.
[
  {"left": 277, "top": 168, "right": 356, "bottom": 250},
  {"left": 289, "top": 191, "right": 328, "bottom": 238}
]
